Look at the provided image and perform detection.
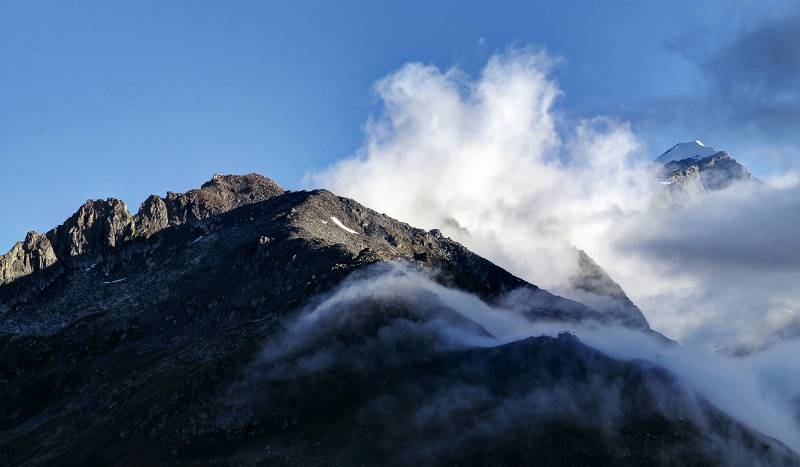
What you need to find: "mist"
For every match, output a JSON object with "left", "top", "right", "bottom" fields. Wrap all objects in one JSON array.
[{"left": 250, "top": 262, "right": 800, "bottom": 460}]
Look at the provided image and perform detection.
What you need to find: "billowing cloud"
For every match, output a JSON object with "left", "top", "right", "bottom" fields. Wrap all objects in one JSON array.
[
  {"left": 308, "top": 47, "right": 800, "bottom": 349},
  {"left": 308, "top": 48, "right": 657, "bottom": 300}
]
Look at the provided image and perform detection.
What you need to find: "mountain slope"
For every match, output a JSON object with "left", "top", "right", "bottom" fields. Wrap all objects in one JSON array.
[{"left": 0, "top": 174, "right": 796, "bottom": 466}]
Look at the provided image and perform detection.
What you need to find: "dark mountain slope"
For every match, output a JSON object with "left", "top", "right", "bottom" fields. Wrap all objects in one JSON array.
[
  {"left": 0, "top": 174, "right": 795, "bottom": 466},
  {"left": 0, "top": 176, "right": 631, "bottom": 336}
]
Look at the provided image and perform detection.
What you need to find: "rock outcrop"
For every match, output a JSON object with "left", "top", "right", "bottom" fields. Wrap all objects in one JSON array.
[
  {"left": 661, "top": 151, "right": 754, "bottom": 192},
  {"left": 0, "top": 173, "right": 283, "bottom": 288},
  {"left": 657, "top": 142, "right": 755, "bottom": 201},
  {"left": 0, "top": 231, "right": 58, "bottom": 288}
]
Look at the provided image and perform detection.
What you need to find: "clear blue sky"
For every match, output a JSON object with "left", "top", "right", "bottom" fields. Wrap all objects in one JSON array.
[{"left": 2, "top": 0, "right": 798, "bottom": 251}]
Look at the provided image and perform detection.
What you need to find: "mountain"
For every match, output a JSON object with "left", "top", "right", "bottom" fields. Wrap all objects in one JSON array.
[
  {"left": 657, "top": 141, "right": 755, "bottom": 199},
  {"left": 0, "top": 174, "right": 796, "bottom": 466}
]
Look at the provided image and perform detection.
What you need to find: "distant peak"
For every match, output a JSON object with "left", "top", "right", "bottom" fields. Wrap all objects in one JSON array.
[{"left": 656, "top": 141, "right": 718, "bottom": 164}]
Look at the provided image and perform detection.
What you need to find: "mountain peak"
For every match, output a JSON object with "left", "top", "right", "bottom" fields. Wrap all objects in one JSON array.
[
  {"left": 200, "top": 172, "right": 283, "bottom": 193},
  {"left": 655, "top": 140, "right": 720, "bottom": 164}
]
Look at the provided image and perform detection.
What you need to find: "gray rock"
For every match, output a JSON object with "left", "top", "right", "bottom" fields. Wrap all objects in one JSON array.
[
  {"left": 0, "top": 173, "right": 284, "bottom": 288},
  {"left": 659, "top": 150, "right": 755, "bottom": 199}
]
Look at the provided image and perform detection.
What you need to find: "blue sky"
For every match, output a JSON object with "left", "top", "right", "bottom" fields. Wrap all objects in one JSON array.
[{"left": 1, "top": 0, "right": 798, "bottom": 251}]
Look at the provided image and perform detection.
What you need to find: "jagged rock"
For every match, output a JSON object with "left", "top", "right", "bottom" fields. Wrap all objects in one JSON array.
[
  {"left": 662, "top": 165, "right": 705, "bottom": 204},
  {"left": 662, "top": 151, "right": 754, "bottom": 192},
  {"left": 0, "top": 231, "right": 58, "bottom": 286},
  {"left": 0, "top": 173, "right": 284, "bottom": 288},
  {"left": 135, "top": 194, "right": 170, "bottom": 236},
  {"left": 145, "top": 173, "right": 284, "bottom": 228},
  {"left": 48, "top": 198, "right": 136, "bottom": 268}
]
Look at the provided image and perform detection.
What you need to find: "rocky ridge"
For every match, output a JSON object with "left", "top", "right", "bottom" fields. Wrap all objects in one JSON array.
[
  {"left": 0, "top": 174, "right": 647, "bottom": 335},
  {"left": 0, "top": 174, "right": 283, "bottom": 290}
]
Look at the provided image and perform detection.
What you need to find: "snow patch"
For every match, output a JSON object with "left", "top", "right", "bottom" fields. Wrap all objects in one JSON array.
[
  {"left": 330, "top": 216, "right": 358, "bottom": 234},
  {"left": 103, "top": 278, "right": 127, "bottom": 285},
  {"left": 656, "top": 141, "right": 718, "bottom": 164}
]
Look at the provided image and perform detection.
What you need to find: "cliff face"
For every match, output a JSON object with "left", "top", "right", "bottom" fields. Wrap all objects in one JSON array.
[
  {"left": 659, "top": 148, "right": 755, "bottom": 201},
  {"left": 0, "top": 231, "right": 58, "bottom": 288}
]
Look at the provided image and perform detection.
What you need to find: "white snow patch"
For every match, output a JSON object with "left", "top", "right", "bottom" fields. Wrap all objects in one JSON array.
[
  {"left": 330, "top": 216, "right": 358, "bottom": 234},
  {"left": 320, "top": 219, "right": 328, "bottom": 224},
  {"left": 191, "top": 236, "right": 204, "bottom": 244},
  {"left": 655, "top": 141, "right": 718, "bottom": 164},
  {"left": 103, "top": 278, "right": 127, "bottom": 285}
]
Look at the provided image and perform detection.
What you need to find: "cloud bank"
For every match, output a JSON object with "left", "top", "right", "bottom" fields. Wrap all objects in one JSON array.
[{"left": 308, "top": 47, "right": 800, "bottom": 348}]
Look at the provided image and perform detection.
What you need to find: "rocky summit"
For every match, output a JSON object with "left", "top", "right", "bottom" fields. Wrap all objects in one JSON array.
[
  {"left": 0, "top": 174, "right": 797, "bottom": 466},
  {"left": 657, "top": 141, "right": 755, "bottom": 202}
]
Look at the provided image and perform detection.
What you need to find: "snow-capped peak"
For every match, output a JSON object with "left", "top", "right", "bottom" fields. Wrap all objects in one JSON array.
[{"left": 656, "top": 141, "right": 719, "bottom": 164}]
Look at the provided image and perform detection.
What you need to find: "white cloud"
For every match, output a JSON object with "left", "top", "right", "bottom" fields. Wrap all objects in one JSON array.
[
  {"left": 307, "top": 47, "right": 800, "bottom": 347},
  {"left": 309, "top": 48, "right": 655, "bottom": 294},
  {"left": 617, "top": 175, "right": 800, "bottom": 344}
]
